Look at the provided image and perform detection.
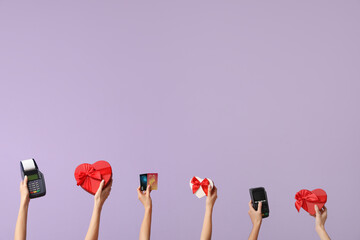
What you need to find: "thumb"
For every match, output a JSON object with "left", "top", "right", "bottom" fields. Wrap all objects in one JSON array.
[
  {"left": 314, "top": 204, "right": 320, "bottom": 216},
  {"left": 208, "top": 185, "right": 212, "bottom": 196},
  {"left": 97, "top": 180, "right": 105, "bottom": 194},
  {"left": 257, "top": 201, "right": 262, "bottom": 212},
  {"left": 146, "top": 184, "right": 151, "bottom": 196},
  {"left": 100, "top": 179, "right": 105, "bottom": 188},
  {"left": 24, "top": 175, "right": 28, "bottom": 185}
]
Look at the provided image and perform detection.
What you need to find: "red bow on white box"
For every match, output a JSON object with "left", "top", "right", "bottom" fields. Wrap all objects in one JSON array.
[{"left": 189, "top": 176, "right": 214, "bottom": 198}]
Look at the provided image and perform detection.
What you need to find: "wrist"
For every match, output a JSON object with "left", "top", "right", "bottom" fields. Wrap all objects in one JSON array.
[
  {"left": 315, "top": 224, "right": 325, "bottom": 232},
  {"left": 94, "top": 201, "right": 103, "bottom": 211},
  {"left": 206, "top": 204, "right": 214, "bottom": 211},
  {"left": 252, "top": 220, "right": 262, "bottom": 228},
  {"left": 20, "top": 198, "right": 29, "bottom": 207},
  {"left": 144, "top": 205, "right": 152, "bottom": 212}
]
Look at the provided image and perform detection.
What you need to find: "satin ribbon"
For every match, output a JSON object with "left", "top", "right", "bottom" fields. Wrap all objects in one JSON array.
[
  {"left": 191, "top": 177, "right": 210, "bottom": 196},
  {"left": 295, "top": 189, "right": 320, "bottom": 212},
  {"left": 75, "top": 165, "right": 112, "bottom": 190}
]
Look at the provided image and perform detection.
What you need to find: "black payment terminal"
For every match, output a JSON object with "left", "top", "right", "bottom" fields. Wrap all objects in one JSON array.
[
  {"left": 249, "top": 187, "right": 270, "bottom": 218},
  {"left": 20, "top": 159, "right": 46, "bottom": 199}
]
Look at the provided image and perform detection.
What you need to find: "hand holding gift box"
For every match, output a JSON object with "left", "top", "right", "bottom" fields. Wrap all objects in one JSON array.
[
  {"left": 295, "top": 188, "right": 327, "bottom": 215},
  {"left": 74, "top": 160, "right": 112, "bottom": 195}
]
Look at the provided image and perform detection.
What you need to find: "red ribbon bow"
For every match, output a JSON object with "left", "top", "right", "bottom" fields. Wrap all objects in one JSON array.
[
  {"left": 75, "top": 165, "right": 102, "bottom": 188},
  {"left": 191, "top": 177, "right": 210, "bottom": 196},
  {"left": 295, "top": 189, "right": 320, "bottom": 212}
]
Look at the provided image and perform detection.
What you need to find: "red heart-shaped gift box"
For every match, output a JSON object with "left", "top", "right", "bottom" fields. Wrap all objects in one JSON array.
[
  {"left": 295, "top": 189, "right": 327, "bottom": 215},
  {"left": 74, "top": 160, "right": 112, "bottom": 195}
]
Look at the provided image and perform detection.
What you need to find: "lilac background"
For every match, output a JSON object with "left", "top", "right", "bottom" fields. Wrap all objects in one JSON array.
[{"left": 1, "top": 1, "right": 360, "bottom": 239}]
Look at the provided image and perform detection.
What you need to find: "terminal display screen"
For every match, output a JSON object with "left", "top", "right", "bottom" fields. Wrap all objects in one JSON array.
[{"left": 27, "top": 174, "right": 39, "bottom": 181}]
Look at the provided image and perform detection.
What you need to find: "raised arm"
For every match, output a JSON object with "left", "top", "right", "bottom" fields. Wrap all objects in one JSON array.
[
  {"left": 14, "top": 176, "right": 30, "bottom": 240},
  {"left": 313, "top": 205, "right": 331, "bottom": 240},
  {"left": 85, "top": 179, "right": 112, "bottom": 240},
  {"left": 137, "top": 185, "right": 152, "bottom": 240},
  {"left": 200, "top": 185, "right": 218, "bottom": 240},
  {"left": 248, "top": 201, "right": 262, "bottom": 240}
]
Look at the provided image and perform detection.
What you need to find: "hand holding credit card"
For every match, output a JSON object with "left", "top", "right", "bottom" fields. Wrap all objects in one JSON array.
[{"left": 140, "top": 173, "right": 158, "bottom": 191}]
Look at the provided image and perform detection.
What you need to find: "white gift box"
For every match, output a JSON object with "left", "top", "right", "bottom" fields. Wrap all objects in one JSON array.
[{"left": 189, "top": 176, "right": 214, "bottom": 199}]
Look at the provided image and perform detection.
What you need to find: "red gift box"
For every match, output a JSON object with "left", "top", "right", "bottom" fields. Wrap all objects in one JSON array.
[
  {"left": 295, "top": 189, "right": 327, "bottom": 215},
  {"left": 74, "top": 160, "right": 112, "bottom": 195}
]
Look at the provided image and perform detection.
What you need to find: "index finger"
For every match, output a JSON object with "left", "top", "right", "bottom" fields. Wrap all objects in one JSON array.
[
  {"left": 321, "top": 205, "right": 327, "bottom": 214},
  {"left": 213, "top": 185, "right": 217, "bottom": 194},
  {"left": 248, "top": 200, "right": 254, "bottom": 210},
  {"left": 137, "top": 186, "right": 142, "bottom": 195},
  {"left": 104, "top": 179, "right": 113, "bottom": 189}
]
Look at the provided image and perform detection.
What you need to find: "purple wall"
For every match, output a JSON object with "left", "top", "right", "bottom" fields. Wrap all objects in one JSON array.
[{"left": 1, "top": 1, "right": 359, "bottom": 239}]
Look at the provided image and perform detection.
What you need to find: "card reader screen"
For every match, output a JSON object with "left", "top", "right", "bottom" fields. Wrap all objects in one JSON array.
[
  {"left": 253, "top": 190, "right": 266, "bottom": 201},
  {"left": 28, "top": 174, "right": 39, "bottom": 181}
]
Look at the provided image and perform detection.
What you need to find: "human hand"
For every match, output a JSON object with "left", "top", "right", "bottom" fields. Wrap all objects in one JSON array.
[
  {"left": 94, "top": 179, "right": 112, "bottom": 209},
  {"left": 311, "top": 205, "right": 331, "bottom": 240},
  {"left": 248, "top": 201, "right": 262, "bottom": 226},
  {"left": 206, "top": 185, "right": 217, "bottom": 209},
  {"left": 19, "top": 176, "right": 30, "bottom": 205},
  {"left": 312, "top": 205, "right": 328, "bottom": 231},
  {"left": 137, "top": 185, "right": 152, "bottom": 210}
]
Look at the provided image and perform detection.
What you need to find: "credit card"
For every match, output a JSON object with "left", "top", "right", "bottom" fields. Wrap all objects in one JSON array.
[{"left": 139, "top": 173, "right": 158, "bottom": 191}]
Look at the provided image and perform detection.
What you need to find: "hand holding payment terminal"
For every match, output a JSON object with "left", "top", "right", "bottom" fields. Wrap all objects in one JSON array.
[
  {"left": 20, "top": 159, "right": 46, "bottom": 199},
  {"left": 249, "top": 187, "right": 270, "bottom": 218}
]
